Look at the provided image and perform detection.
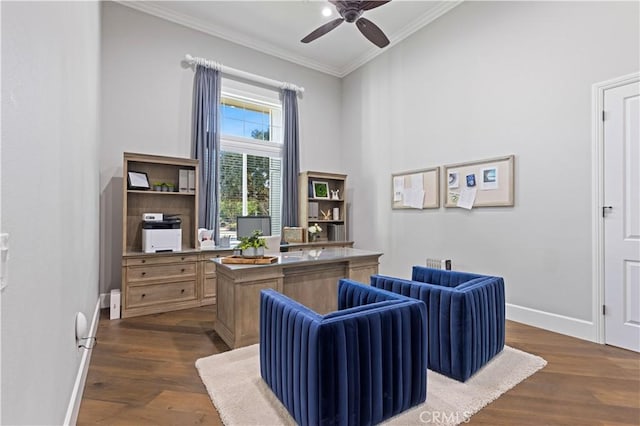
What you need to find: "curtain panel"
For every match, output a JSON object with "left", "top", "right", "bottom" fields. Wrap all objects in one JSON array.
[
  {"left": 282, "top": 89, "right": 300, "bottom": 228},
  {"left": 192, "top": 65, "right": 221, "bottom": 243}
]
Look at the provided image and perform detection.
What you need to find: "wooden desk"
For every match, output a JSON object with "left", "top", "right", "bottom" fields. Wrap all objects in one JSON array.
[{"left": 212, "top": 247, "right": 382, "bottom": 349}]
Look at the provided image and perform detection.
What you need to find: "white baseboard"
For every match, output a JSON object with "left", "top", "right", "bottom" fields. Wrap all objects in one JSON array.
[
  {"left": 506, "top": 303, "right": 598, "bottom": 343},
  {"left": 63, "top": 298, "right": 101, "bottom": 426}
]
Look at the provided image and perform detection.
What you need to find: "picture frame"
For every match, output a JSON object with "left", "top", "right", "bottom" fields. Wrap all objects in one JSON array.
[
  {"left": 311, "top": 181, "right": 330, "bottom": 199},
  {"left": 443, "top": 155, "right": 515, "bottom": 208},
  {"left": 391, "top": 166, "right": 440, "bottom": 209},
  {"left": 127, "top": 171, "right": 150, "bottom": 190}
]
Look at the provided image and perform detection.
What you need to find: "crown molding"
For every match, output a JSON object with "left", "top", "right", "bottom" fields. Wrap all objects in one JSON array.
[
  {"left": 115, "top": 0, "right": 462, "bottom": 79},
  {"left": 116, "top": 1, "right": 344, "bottom": 77}
]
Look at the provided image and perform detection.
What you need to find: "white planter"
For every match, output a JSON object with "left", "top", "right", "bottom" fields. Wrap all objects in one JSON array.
[{"left": 242, "top": 247, "right": 264, "bottom": 258}]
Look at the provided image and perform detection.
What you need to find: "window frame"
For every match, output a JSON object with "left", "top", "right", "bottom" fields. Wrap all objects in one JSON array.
[{"left": 218, "top": 80, "right": 284, "bottom": 239}]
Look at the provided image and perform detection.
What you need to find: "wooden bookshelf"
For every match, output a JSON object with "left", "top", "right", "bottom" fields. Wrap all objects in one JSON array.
[{"left": 298, "top": 171, "right": 347, "bottom": 242}]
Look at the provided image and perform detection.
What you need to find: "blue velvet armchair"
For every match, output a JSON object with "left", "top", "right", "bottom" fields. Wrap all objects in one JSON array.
[
  {"left": 371, "top": 266, "right": 505, "bottom": 382},
  {"left": 260, "top": 279, "right": 428, "bottom": 426}
]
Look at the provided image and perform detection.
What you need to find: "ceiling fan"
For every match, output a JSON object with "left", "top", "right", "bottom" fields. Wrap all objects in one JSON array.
[{"left": 301, "top": 1, "right": 391, "bottom": 48}]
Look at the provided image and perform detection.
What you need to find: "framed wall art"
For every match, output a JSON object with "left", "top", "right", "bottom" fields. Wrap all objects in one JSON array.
[{"left": 311, "top": 181, "right": 330, "bottom": 199}]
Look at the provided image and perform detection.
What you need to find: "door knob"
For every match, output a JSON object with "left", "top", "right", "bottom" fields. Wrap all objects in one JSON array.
[{"left": 602, "top": 206, "right": 613, "bottom": 217}]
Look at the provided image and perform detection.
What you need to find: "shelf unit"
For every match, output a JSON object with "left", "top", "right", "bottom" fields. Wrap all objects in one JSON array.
[
  {"left": 298, "top": 171, "right": 347, "bottom": 242},
  {"left": 121, "top": 152, "right": 206, "bottom": 318},
  {"left": 122, "top": 152, "right": 199, "bottom": 253}
]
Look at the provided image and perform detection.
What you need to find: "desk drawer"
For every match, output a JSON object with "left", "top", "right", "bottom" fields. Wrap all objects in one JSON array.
[
  {"left": 127, "top": 262, "right": 196, "bottom": 282},
  {"left": 127, "top": 280, "right": 196, "bottom": 308},
  {"left": 125, "top": 255, "right": 198, "bottom": 266}
]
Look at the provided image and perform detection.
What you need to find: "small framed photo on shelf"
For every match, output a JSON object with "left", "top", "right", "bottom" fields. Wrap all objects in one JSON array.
[
  {"left": 311, "top": 181, "right": 330, "bottom": 199},
  {"left": 127, "top": 171, "right": 150, "bottom": 190}
]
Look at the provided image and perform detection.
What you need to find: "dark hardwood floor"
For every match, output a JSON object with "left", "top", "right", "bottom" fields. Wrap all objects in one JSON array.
[
  {"left": 77, "top": 307, "right": 640, "bottom": 425},
  {"left": 77, "top": 307, "right": 225, "bottom": 425}
]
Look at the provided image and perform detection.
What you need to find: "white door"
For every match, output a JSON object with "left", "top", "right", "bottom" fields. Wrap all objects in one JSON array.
[{"left": 603, "top": 80, "right": 640, "bottom": 352}]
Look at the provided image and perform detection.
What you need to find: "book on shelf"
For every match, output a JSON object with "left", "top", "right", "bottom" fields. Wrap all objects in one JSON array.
[
  {"left": 187, "top": 170, "right": 196, "bottom": 193},
  {"left": 327, "top": 224, "right": 345, "bottom": 241},
  {"left": 179, "top": 169, "right": 189, "bottom": 193},
  {"left": 308, "top": 202, "right": 319, "bottom": 219}
]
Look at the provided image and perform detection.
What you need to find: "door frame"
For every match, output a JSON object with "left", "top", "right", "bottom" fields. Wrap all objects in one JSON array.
[{"left": 591, "top": 71, "right": 640, "bottom": 344}]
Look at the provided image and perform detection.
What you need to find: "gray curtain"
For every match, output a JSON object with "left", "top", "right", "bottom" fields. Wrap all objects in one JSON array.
[
  {"left": 192, "top": 65, "right": 220, "bottom": 243},
  {"left": 281, "top": 89, "right": 300, "bottom": 227}
]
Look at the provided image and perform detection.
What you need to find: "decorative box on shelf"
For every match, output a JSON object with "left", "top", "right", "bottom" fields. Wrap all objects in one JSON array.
[
  {"left": 283, "top": 227, "right": 306, "bottom": 243},
  {"left": 199, "top": 240, "right": 216, "bottom": 250},
  {"left": 198, "top": 229, "right": 216, "bottom": 250}
]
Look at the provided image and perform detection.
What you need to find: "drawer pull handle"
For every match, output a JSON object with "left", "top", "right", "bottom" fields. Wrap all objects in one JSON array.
[
  {"left": 181, "top": 289, "right": 185, "bottom": 294},
  {"left": 141, "top": 259, "right": 146, "bottom": 264},
  {"left": 181, "top": 257, "right": 185, "bottom": 261},
  {"left": 181, "top": 268, "right": 185, "bottom": 272},
  {"left": 141, "top": 293, "right": 146, "bottom": 298},
  {"left": 141, "top": 272, "right": 146, "bottom": 276}
]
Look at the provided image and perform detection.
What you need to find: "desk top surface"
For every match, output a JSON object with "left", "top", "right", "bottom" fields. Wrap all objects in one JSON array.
[{"left": 211, "top": 247, "right": 382, "bottom": 270}]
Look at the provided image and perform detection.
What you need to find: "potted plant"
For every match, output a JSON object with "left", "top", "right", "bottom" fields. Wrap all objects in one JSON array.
[
  {"left": 165, "top": 183, "right": 175, "bottom": 192},
  {"left": 153, "top": 182, "right": 164, "bottom": 191},
  {"left": 237, "top": 230, "right": 267, "bottom": 258},
  {"left": 308, "top": 223, "right": 322, "bottom": 242}
]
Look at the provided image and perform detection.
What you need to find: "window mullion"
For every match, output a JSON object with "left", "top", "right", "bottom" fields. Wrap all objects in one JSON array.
[{"left": 242, "top": 154, "right": 248, "bottom": 216}]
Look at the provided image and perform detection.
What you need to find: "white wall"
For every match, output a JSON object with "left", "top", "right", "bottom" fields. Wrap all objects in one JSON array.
[
  {"left": 342, "top": 1, "right": 639, "bottom": 340},
  {"left": 1, "top": 2, "right": 100, "bottom": 424},
  {"left": 100, "top": 2, "right": 343, "bottom": 294}
]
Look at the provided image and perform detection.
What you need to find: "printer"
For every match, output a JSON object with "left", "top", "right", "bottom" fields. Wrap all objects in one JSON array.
[{"left": 141, "top": 213, "right": 182, "bottom": 253}]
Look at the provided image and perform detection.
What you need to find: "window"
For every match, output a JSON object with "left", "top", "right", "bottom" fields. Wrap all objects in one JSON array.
[{"left": 218, "top": 79, "right": 282, "bottom": 240}]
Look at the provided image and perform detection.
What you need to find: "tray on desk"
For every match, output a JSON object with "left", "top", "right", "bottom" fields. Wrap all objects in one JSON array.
[{"left": 221, "top": 255, "right": 278, "bottom": 265}]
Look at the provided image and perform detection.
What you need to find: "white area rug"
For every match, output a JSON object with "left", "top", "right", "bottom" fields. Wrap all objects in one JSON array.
[{"left": 196, "top": 344, "right": 546, "bottom": 426}]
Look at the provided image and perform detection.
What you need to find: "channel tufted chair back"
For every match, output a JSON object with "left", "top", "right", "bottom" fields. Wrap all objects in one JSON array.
[
  {"left": 260, "top": 279, "right": 428, "bottom": 426},
  {"left": 371, "top": 266, "right": 505, "bottom": 382}
]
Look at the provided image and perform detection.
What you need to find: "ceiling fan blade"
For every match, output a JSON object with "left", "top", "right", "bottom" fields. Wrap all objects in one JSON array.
[
  {"left": 361, "top": 1, "right": 391, "bottom": 11},
  {"left": 355, "top": 17, "right": 390, "bottom": 48},
  {"left": 301, "top": 18, "right": 344, "bottom": 43}
]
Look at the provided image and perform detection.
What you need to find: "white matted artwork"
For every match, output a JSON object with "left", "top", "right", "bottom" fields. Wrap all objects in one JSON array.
[
  {"left": 444, "top": 155, "right": 515, "bottom": 208},
  {"left": 391, "top": 167, "right": 440, "bottom": 209},
  {"left": 480, "top": 167, "right": 499, "bottom": 190},
  {"left": 448, "top": 171, "right": 460, "bottom": 188}
]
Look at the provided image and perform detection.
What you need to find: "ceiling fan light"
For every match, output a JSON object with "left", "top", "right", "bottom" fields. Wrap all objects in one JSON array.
[
  {"left": 302, "top": 0, "right": 391, "bottom": 47},
  {"left": 321, "top": 7, "right": 332, "bottom": 17}
]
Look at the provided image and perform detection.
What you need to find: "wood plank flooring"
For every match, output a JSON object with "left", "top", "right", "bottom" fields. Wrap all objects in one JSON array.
[{"left": 77, "top": 307, "right": 640, "bottom": 425}]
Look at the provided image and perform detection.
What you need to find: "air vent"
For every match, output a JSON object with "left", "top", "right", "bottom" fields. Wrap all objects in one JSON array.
[{"left": 426, "top": 258, "right": 452, "bottom": 270}]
